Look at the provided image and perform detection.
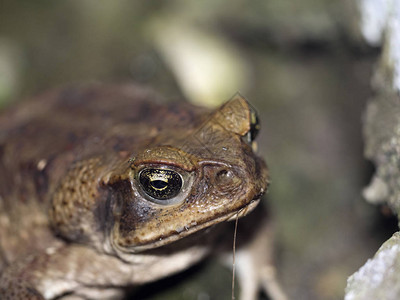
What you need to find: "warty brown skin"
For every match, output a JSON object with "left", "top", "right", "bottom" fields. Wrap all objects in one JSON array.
[{"left": 0, "top": 83, "right": 269, "bottom": 299}]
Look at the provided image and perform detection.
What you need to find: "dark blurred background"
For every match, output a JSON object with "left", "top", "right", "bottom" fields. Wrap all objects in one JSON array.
[{"left": 0, "top": 1, "right": 396, "bottom": 299}]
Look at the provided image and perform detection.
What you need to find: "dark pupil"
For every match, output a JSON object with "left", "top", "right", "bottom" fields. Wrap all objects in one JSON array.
[
  {"left": 151, "top": 180, "right": 168, "bottom": 190},
  {"left": 139, "top": 169, "right": 182, "bottom": 200}
]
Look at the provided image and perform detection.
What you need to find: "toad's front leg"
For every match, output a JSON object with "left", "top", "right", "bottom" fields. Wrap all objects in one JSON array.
[
  {"left": 0, "top": 244, "right": 133, "bottom": 300},
  {"left": 225, "top": 205, "right": 287, "bottom": 300}
]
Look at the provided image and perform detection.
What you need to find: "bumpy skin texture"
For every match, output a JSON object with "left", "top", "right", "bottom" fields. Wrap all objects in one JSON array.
[{"left": 0, "top": 84, "right": 268, "bottom": 299}]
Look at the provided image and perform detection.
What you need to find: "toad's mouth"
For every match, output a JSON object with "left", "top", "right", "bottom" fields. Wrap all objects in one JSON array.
[{"left": 121, "top": 197, "right": 261, "bottom": 253}]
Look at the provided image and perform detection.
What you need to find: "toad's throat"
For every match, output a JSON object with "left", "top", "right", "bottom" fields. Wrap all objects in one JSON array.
[{"left": 116, "top": 198, "right": 261, "bottom": 253}]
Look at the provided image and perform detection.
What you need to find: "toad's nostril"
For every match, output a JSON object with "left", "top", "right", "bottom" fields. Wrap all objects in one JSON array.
[
  {"left": 213, "top": 168, "right": 242, "bottom": 194},
  {"left": 217, "top": 169, "right": 228, "bottom": 177},
  {"left": 216, "top": 169, "right": 228, "bottom": 179},
  {"left": 215, "top": 169, "right": 235, "bottom": 184}
]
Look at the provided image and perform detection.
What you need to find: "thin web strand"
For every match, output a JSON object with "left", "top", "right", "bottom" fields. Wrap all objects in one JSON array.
[{"left": 231, "top": 211, "right": 240, "bottom": 300}]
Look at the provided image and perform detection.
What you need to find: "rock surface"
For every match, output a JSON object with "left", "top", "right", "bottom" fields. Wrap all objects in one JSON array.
[
  {"left": 346, "top": 233, "right": 400, "bottom": 300},
  {"left": 345, "top": 0, "right": 400, "bottom": 299}
]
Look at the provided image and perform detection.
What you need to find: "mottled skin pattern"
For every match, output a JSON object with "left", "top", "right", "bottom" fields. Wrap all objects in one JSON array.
[{"left": 0, "top": 84, "right": 269, "bottom": 299}]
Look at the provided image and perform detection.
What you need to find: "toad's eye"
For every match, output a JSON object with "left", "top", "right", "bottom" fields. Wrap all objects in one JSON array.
[
  {"left": 138, "top": 168, "right": 183, "bottom": 200},
  {"left": 245, "top": 107, "right": 260, "bottom": 143}
]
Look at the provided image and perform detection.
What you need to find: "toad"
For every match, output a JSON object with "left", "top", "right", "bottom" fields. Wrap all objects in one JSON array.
[{"left": 0, "top": 84, "right": 283, "bottom": 299}]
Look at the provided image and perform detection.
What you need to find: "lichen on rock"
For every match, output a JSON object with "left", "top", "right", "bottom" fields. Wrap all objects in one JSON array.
[{"left": 345, "top": 233, "right": 400, "bottom": 300}]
